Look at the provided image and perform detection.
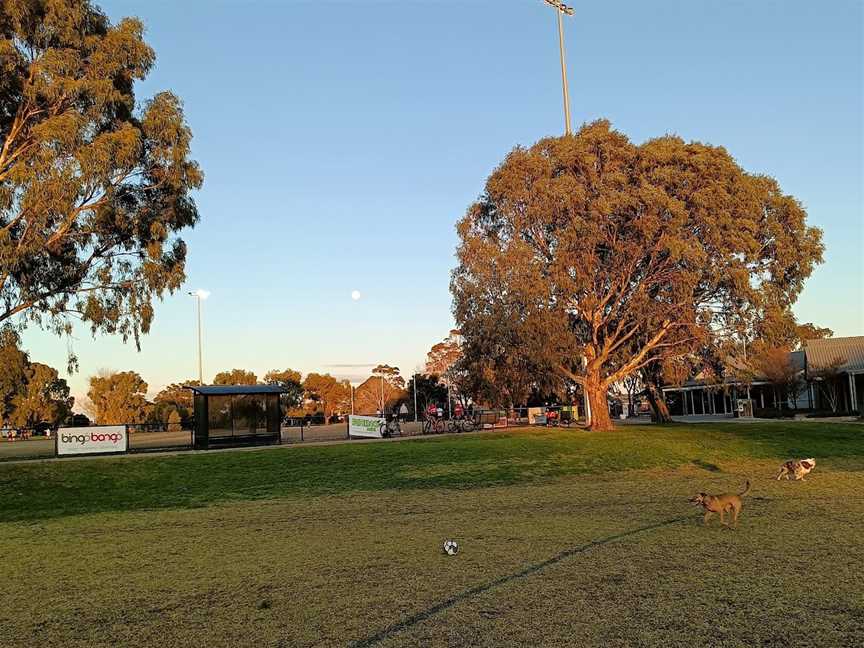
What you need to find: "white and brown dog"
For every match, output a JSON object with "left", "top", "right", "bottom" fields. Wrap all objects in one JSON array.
[{"left": 775, "top": 458, "right": 816, "bottom": 481}]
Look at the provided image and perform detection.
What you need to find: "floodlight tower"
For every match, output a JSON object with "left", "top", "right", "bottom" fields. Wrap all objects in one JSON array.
[
  {"left": 188, "top": 289, "right": 209, "bottom": 384},
  {"left": 541, "top": 0, "right": 575, "bottom": 136}
]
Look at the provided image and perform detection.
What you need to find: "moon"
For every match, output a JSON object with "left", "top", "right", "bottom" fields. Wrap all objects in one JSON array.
[{"left": 351, "top": 290, "right": 361, "bottom": 301}]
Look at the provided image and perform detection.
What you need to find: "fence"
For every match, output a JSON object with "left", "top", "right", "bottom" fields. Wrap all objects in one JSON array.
[
  {"left": 281, "top": 406, "right": 587, "bottom": 444},
  {"left": 0, "top": 405, "right": 590, "bottom": 463},
  {"left": 127, "top": 424, "right": 194, "bottom": 453}
]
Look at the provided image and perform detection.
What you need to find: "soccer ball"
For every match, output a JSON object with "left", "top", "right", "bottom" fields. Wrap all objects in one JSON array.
[{"left": 443, "top": 539, "right": 459, "bottom": 556}]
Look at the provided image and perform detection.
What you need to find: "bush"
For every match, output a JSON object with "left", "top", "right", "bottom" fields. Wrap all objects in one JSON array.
[
  {"left": 754, "top": 408, "right": 795, "bottom": 419},
  {"left": 805, "top": 410, "right": 857, "bottom": 418}
]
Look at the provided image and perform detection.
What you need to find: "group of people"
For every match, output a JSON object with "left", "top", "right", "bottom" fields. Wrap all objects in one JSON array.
[
  {"left": 425, "top": 401, "right": 472, "bottom": 420},
  {"left": 1, "top": 428, "right": 36, "bottom": 442},
  {"left": 372, "top": 402, "right": 474, "bottom": 422}
]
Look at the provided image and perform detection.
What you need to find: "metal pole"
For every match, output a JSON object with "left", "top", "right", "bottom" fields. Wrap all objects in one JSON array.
[
  {"left": 196, "top": 296, "right": 203, "bottom": 384},
  {"left": 743, "top": 336, "right": 751, "bottom": 405},
  {"left": 556, "top": 9, "right": 572, "bottom": 136},
  {"left": 413, "top": 373, "right": 418, "bottom": 423}
]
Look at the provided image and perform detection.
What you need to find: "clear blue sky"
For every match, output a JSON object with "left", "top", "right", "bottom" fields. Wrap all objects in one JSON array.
[{"left": 22, "top": 0, "right": 864, "bottom": 402}]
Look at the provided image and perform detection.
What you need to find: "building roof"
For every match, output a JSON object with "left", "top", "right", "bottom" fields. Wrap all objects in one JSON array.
[
  {"left": 185, "top": 384, "right": 285, "bottom": 396},
  {"left": 804, "top": 336, "right": 864, "bottom": 374}
]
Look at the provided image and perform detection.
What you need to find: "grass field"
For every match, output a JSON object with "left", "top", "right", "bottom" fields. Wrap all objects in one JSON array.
[{"left": 1, "top": 422, "right": 862, "bottom": 647}]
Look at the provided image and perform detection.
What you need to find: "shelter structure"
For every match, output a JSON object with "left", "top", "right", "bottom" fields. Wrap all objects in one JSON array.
[{"left": 186, "top": 384, "right": 284, "bottom": 450}]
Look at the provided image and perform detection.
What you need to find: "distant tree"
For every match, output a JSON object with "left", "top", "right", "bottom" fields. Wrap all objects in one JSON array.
[
  {"left": 621, "top": 374, "right": 643, "bottom": 418},
  {"left": 640, "top": 364, "right": 673, "bottom": 423},
  {"left": 354, "top": 372, "right": 407, "bottom": 416},
  {"left": 0, "top": 327, "right": 29, "bottom": 425},
  {"left": 425, "top": 331, "right": 462, "bottom": 377},
  {"left": 10, "top": 362, "right": 74, "bottom": 428},
  {"left": 372, "top": 365, "right": 405, "bottom": 390},
  {"left": 153, "top": 380, "right": 197, "bottom": 426},
  {"left": 0, "top": 326, "right": 73, "bottom": 427},
  {"left": 754, "top": 346, "right": 804, "bottom": 410},
  {"left": 351, "top": 365, "right": 408, "bottom": 415},
  {"left": 263, "top": 369, "right": 304, "bottom": 411},
  {"left": 406, "top": 374, "right": 450, "bottom": 415},
  {"left": 167, "top": 409, "right": 182, "bottom": 432},
  {"left": 452, "top": 122, "right": 823, "bottom": 429},
  {"left": 454, "top": 335, "right": 542, "bottom": 410},
  {"left": 811, "top": 357, "right": 845, "bottom": 413},
  {"left": 332, "top": 379, "right": 352, "bottom": 417},
  {"left": 87, "top": 371, "right": 149, "bottom": 424},
  {"left": 213, "top": 369, "right": 257, "bottom": 385},
  {"left": 303, "top": 373, "right": 347, "bottom": 420},
  {"left": 0, "top": 1, "right": 202, "bottom": 363},
  {"left": 147, "top": 401, "right": 174, "bottom": 428},
  {"left": 154, "top": 381, "right": 196, "bottom": 409}
]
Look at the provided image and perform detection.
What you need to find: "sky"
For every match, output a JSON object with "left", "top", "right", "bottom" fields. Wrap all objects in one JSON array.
[{"left": 20, "top": 0, "right": 864, "bottom": 403}]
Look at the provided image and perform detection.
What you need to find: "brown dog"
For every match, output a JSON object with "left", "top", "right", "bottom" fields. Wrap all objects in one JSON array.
[
  {"left": 689, "top": 481, "right": 750, "bottom": 528},
  {"left": 775, "top": 458, "right": 816, "bottom": 481}
]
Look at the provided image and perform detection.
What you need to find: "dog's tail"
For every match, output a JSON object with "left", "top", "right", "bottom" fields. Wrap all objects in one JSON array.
[{"left": 739, "top": 480, "right": 751, "bottom": 497}]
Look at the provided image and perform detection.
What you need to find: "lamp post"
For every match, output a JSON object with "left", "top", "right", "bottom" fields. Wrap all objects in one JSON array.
[
  {"left": 413, "top": 373, "right": 419, "bottom": 423},
  {"left": 187, "top": 289, "right": 209, "bottom": 384},
  {"left": 541, "top": 0, "right": 575, "bottom": 136}
]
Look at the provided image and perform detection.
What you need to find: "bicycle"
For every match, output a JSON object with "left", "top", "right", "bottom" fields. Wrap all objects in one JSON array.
[
  {"left": 379, "top": 416, "right": 402, "bottom": 438},
  {"left": 422, "top": 415, "right": 446, "bottom": 435},
  {"left": 455, "top": 413, "right": 479, "bottom": 433}
]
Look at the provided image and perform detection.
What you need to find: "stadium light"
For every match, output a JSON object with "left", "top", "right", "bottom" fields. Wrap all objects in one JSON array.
[
  {"left": 188, "top": 290, "right": 209, "bottom": 384},
  {"left": 540, "top": 0, "right": 575, "bottom": 136}
]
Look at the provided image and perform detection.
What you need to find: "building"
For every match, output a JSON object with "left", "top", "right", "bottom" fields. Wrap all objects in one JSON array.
[
  {"left": 661, "top": 336, "right": 863, "bottom": 417},
  {"left": 804, "top": 336, "right": 864, "bottom": 413}
]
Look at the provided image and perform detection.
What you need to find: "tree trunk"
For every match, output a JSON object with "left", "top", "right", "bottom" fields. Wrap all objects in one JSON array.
[
  {"left": 585, "top": 377, "right": 613, "bottom": 431},
  {"left": 644, "top": 381, "right": 672, "bottom": 424}
]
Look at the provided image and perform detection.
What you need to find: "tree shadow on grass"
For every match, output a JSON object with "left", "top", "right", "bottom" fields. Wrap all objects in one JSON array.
[
  {"left": 703, "top": 422, "right": 864, "bottom": 466},
  {"left": 349, "top": 514, "right": 692, "bottom": 647},
  {"left": 692, "top": 459, "right": 721, "bottom": 472}
]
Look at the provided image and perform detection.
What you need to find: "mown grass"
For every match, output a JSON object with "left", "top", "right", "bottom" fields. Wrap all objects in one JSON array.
[
  {"left": 1, "top": 422, "right": 862, "bottom": 647},
  {"left": 0, "top": 422, "right": 861, "bottom": 523}
]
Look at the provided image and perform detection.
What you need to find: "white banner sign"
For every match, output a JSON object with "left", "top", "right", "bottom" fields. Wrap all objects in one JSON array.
[
  {"left": 57, "top": 425, "right": 128, "bottom": 456},
  {"left": 348, "top": 415, "right": 384, "bottom": 438}
]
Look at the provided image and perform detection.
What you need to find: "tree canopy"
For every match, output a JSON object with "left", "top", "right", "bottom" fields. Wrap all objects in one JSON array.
[
  {"left": 263, "top": 368, "right": 303, "bottom": 411},
  {"left": 425, "top": 331, "right": 462, "bottom": 378},
  {"left": 0, "top": 326, "right": 28, "bottom": 423},
  {"left": 0, "top": 1, "right": 202, "bottom": 360},
  {"left": 354, "top": 369, "right": 406, "bottom": 416},
  {"left": 213, "top": 369, "right": 257, "bottom": 385},
  {"left": 87, "top": 370, "right": 148, "bottom": 424},
  {"left": 0, "top": 326, "right": 72, "bottom": 427},
  {"left": 154, "top": 380, "right": 196, "bottom": 411},
  {"left": 452, "top": 121, "right": 823, "bottom": 429},
  {"left": 302, "top": 373, "right": 349, "bottom": 420},
  {"left": 405, "top": 373, "right": 448, "bottom": 414}
]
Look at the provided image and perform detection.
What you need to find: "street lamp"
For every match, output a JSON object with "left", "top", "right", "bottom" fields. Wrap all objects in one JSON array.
[
  {"left": 541, "top": 0, "right": 575, "bottom": 136},
  {"left": 188, "top": 289, "right": 209, "bottom": 384},
  {"left": 413, "top": 372, "right": 419, "bottom": 423}
]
